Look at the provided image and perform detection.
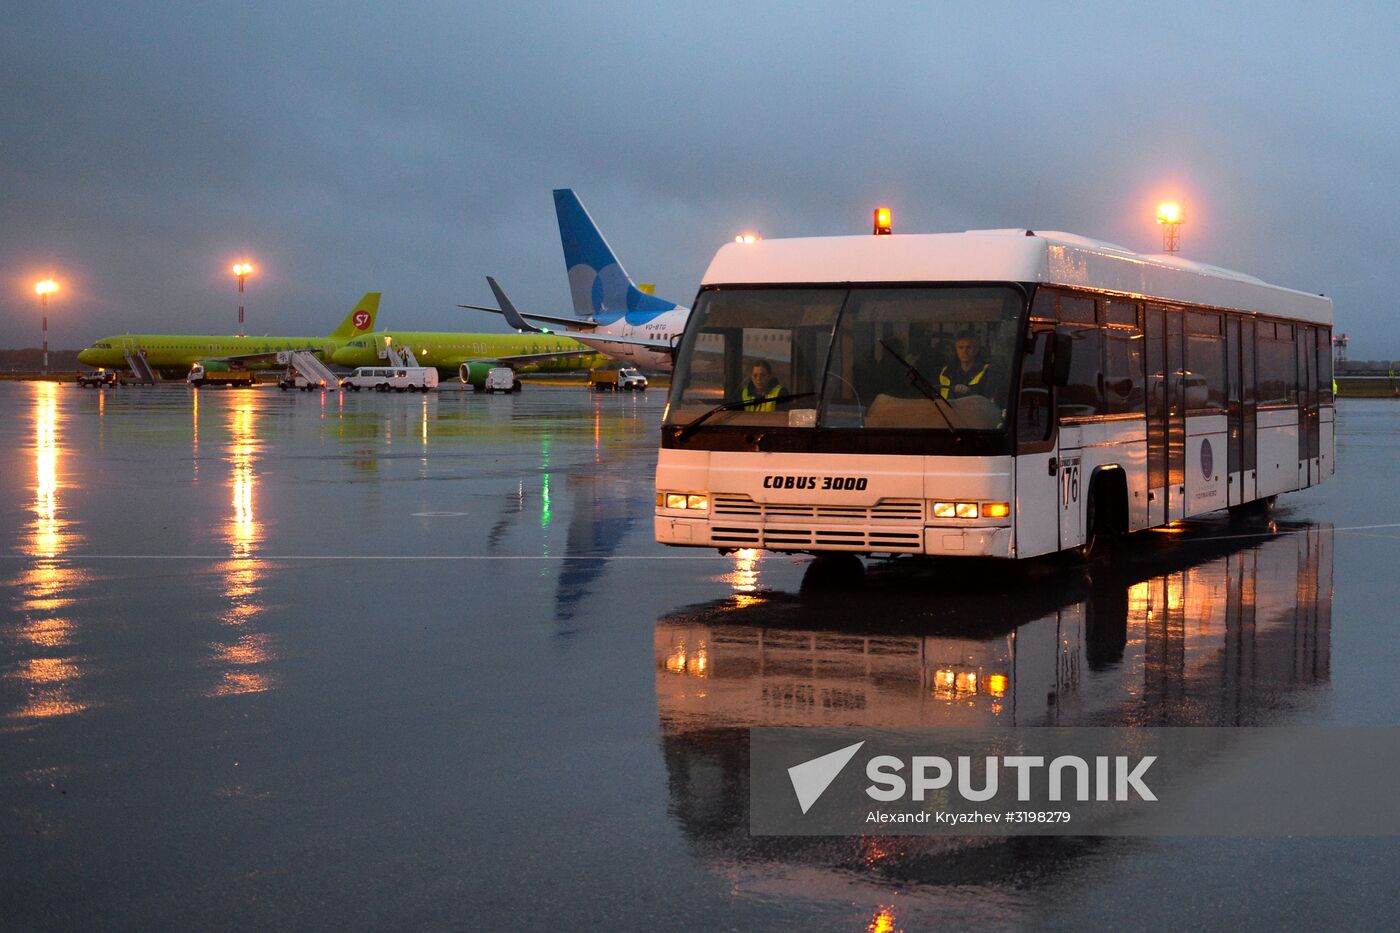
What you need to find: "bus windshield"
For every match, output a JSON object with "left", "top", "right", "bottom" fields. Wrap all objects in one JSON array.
[{"left": 666, "top": 285, "right": 1025, "bottom": 434}]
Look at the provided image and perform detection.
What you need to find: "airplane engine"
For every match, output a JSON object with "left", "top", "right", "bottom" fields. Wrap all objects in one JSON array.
[{"left": 459, "top": 362, "right": 494, "bottom": 386}]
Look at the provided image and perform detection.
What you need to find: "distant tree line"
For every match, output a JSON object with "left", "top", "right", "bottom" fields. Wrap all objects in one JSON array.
[{"left": 0, "top": 349, "right": 85, "bottom": 371}]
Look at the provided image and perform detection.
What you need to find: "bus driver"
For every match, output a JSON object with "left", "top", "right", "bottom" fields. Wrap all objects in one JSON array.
[
  {"left": 742, "top": 359, "right": 787, "bottom": 411},
  {"left": 940, "top": 330, "right": 992, "bottom": 399}
]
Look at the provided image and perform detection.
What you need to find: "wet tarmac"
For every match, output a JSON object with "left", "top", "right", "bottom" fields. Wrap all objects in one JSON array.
[{"left": 2, "top": 381, "right": 1399, "bottom": 930}]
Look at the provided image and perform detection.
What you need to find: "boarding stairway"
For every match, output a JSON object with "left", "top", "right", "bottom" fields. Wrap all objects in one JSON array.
[
  {"left": 277, "top": 350, "right": 340, "bottom": 389},
  {"left": 381, "top": 345, "right": 420, "bottom": 368},
  {"left": 124, "top": 349, "right": 159, "bottom": 384}
]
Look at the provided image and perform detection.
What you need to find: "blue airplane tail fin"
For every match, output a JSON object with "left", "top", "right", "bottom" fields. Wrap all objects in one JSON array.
[{"left": 553, "top": 188, "right": 678, "bottom": 322}]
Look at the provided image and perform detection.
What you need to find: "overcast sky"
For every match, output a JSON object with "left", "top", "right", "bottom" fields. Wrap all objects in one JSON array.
[{"left": 3, "top": 1, "right": 1397, "bottom": 357}]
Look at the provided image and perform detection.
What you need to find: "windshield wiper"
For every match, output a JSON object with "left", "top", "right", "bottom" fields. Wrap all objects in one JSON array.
[
  {"left": 878, "top": 340, "right": 962, "bottom": 437},
  {"left": 674, "top": 392, "right": 816, "bottom": 442}
]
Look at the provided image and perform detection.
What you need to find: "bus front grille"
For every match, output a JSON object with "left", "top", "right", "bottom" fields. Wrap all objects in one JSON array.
[
  {"left": 711, "top": 495, "right": 924, "bottom": 524},
  {"left": 710, "top": 524, "right": 924, "bottom": 553}
]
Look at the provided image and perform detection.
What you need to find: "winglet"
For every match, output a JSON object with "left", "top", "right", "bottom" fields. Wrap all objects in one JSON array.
[{"left": 486, "top": 277, "right": 547, "bottom": 334}]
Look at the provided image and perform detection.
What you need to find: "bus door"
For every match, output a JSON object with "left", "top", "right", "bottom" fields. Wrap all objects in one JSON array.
[
  {"left": 1145, "top": 308, "right": 1167, "bottom": 524},
  {"left": 1014, "top": 326, "right": 1061, "bottom": 558},
  {"left": 1165, "top": 310, "right": 1187, "bottom": 521},
  {"left": 1241, "top": 318, "right": 1257, "bottom": 503},
  {"left": 1298, "top": 325, "right": 1320, "bottom": 486},
  {"left": 1227, "top": 317, "right": 1244, "bottom": 506}
]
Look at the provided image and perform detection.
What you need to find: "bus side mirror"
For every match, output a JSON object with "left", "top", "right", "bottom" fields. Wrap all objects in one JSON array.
[{"left": 1042, "top": 332, "right": 1073, "bottom": 387}]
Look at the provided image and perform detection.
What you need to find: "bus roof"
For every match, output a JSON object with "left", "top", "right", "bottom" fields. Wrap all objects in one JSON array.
[{"left": 701, "top": 230, "right": 1332, "bottom": 325}]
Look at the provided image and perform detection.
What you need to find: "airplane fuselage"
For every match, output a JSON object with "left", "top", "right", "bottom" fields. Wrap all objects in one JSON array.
[
  {"left": 574, "top": 308, "right": 690, "bottom": 371},
  {"left": 78, "top": 335, "right": 337, "bottom": 378},
  {"left": 331, "top": 331, "right": 607, "bottom": 374}
]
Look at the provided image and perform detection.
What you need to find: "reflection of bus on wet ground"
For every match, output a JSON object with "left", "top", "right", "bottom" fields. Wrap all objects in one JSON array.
[
  {"left": 654, "top": 523, "right": 1333, "bottom": 904},
  {"left": 657, "top": 228, "right": 1334, "bottom": 566},
  {"left": 657, "top": 522, "right": 1332, "bottom": 730}
]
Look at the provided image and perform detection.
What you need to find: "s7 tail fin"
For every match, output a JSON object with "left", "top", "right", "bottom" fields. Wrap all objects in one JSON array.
[
  {"left": 553, "top": 188, "right": 677, "bottom": 322},
  {"left": 329, "top": 292, "right": 381, "bottom": 341}
]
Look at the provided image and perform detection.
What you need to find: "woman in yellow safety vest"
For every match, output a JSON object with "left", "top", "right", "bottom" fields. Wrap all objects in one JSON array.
[
  {"left": 940, "top": 331, "right": 991, "bottom": 399},
  {"left": 742, "top": 359, "right": 786, "bottom": 411}
]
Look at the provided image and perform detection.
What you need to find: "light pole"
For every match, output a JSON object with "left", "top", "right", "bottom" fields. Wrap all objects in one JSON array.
[
  {"left": 231, "top": 262, "right": 253, "bottom": 336},
  {"left": 35, "top": 279, "right": 58, "bottom": 374},
  {"left": 1156, "top": 202, "right": 1184, "bottom": 253}
]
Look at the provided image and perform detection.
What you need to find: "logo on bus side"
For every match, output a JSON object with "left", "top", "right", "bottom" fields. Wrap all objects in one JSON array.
[
  {"left": 1200, "top": 438, "right": 1214, "bottom": 479},
  {"left": 762, "top": 475, "right": 869, "bottom": 491}
]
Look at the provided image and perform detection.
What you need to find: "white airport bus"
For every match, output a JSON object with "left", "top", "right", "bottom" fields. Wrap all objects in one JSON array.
[{"left": 656, "top": 228, "right": 1333, "bottom": 560}]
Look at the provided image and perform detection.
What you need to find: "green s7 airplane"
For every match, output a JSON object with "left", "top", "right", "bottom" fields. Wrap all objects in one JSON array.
[
  {"left": 330, "top": 331, "right": 609, "bottom": 384},
  {"left": 77, "top": 293, "right": 381, "bottom": 379}
]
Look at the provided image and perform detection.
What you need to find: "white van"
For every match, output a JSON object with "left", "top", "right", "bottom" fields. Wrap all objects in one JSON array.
[
  {"left": 482, "top": 367, "right": 521, "bottom": 393},
  {"left": 341, "top": 366, "right": 439, "bottom": 392}
]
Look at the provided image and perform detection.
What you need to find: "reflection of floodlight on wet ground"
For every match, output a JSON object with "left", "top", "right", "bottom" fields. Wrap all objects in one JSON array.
[
  {"left": 231, "top": 262, "right": 254, "bottom": 336},
  {"left": 35, "top": 279, "right": 58, "bottom": 374},
  {"left": 1157, "top": 202, "right": 1184, "bottom": 253}
]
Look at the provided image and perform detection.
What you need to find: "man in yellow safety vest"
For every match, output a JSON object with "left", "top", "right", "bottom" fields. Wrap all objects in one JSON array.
[
  {"left": 939, "top": 331, "right": 991, "bottom": 399},
  {"left": 742, "top": 359, "right": 786, "bottom": 411}
]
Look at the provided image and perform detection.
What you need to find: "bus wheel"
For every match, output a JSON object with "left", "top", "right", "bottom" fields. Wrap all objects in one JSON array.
[
  {"left": 1228, "top": 495, "right": 1277, "bottom": 521},
  {"left": 801, "top": 552, "right": 865, "bottom": 591},
  {"left": 1079, "top": 487, "right": 1119, "bottom": 562}
]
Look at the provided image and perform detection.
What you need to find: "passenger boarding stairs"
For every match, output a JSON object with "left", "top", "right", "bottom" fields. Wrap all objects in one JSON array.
[
  {"left": 277, "top": 350, "right": 340, "bottom": 390},
  {"left": 123, "top": 346, "right": 159, "bottom": 384},
  {"left": 381, "top": 344, "right": 420, "bottom": 368}
]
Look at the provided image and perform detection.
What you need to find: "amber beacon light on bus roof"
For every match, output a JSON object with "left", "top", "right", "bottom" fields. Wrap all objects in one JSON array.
[{"left": 873, "top": 207, "right": 892, "bottom": 235}]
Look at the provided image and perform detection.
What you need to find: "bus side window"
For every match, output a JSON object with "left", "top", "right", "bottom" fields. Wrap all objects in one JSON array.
[
  {"left": 1056, "top": 324, "right": 1103, "bottom": 419},
  {"left": 1018, "top": 331, "right": 1053, "bottom": 443}
]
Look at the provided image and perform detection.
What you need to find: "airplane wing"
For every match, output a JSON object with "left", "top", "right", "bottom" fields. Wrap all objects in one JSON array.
[
  {"left": 480, "top": 276, "right": 673, "bottom": 352},
  {"left": 456, "top": 303, "right": 597, "bottom": 333},
  {"left": 443, "top": 348, "right": 600, "bottom": 368},
  {"left": 198, "top": 350, "right": 290, "bottom": 367}
]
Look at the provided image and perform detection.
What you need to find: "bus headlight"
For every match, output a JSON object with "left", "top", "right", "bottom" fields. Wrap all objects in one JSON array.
[
  {"left": 955, "top": 502, "right": 979, "bottom": 519},
  {"left": 933, "top": 502, "right": 956, "bottom": 518},
  {"left": 660, "top": 492, "right": 709, "bottom": 511}
]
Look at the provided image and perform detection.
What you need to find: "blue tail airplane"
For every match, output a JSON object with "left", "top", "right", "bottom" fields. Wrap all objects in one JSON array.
[{"left": 464, "top": 189, "right": 691, "bottom": 371}]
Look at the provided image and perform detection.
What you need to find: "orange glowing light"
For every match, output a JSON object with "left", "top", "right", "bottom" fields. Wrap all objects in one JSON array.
[
  {"left": 988, "top": 674, "right": 1008, "bottom": 697},
  {"left": 734, "top": 232, "right": 761, "bottom": 244},
  {"left": 35, "top": 278, "right": 58, "bottom": 296},
  {"left": 873, "top": 207, "right": 892, "bottom": 235},
  {"left": 1156, "top": 202, "right": 1182, "bottom": 225},
  {"left": 231, "top": 262, "right": 254, "bottom": 277},
  {"left": 868, "top": 906, "right": 899, "bottom": 933}
]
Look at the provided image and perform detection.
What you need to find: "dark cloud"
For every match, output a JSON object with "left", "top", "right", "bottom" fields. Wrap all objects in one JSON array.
[{"left": 2, "top": 2, "right": 1396, "bottom": 356}]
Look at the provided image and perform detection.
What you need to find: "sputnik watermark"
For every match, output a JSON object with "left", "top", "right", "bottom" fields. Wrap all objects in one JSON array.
[
  {"left": 752, "top": 727, "right": 1400, "bottom": 836},
  {"left": 788, "top": 745, "right": 1156, "bottom": 815},
  {"left": 864, "top": 754, "right": 1156, "bottom": 802}
]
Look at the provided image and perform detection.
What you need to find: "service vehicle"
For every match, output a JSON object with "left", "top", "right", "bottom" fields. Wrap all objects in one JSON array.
[
  {"left": 340, "top": 366, "right": 438, "bottom": 392},
  {"left": 591, "top": 367, "right": 648, "bottom": 391},
  {"left": 479, "top": 367, "right": 521, "bottom": 393},
  {"left": 657, "top": 220, "right": 1333, "bottom": 563},
  {"left": 278, "top": 372, "right": 332, "bottom": 391},
  {"left": 187, "top": 363, "right": 255, "bottom": 388},
  {"left": 76, "top": 369, "right": 119, "bottom": 388}
]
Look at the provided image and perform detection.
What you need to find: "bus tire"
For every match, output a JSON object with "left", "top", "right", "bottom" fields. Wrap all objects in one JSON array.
[
  {"left": 800, "top": 552, "right": 865, "bottom": 591},
  {"left": 1228, "top": 495, "right": 1277, "bottom": 521},
  {"left": 1080, "top": 469, "right": 1127, "bottom": 562}
]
